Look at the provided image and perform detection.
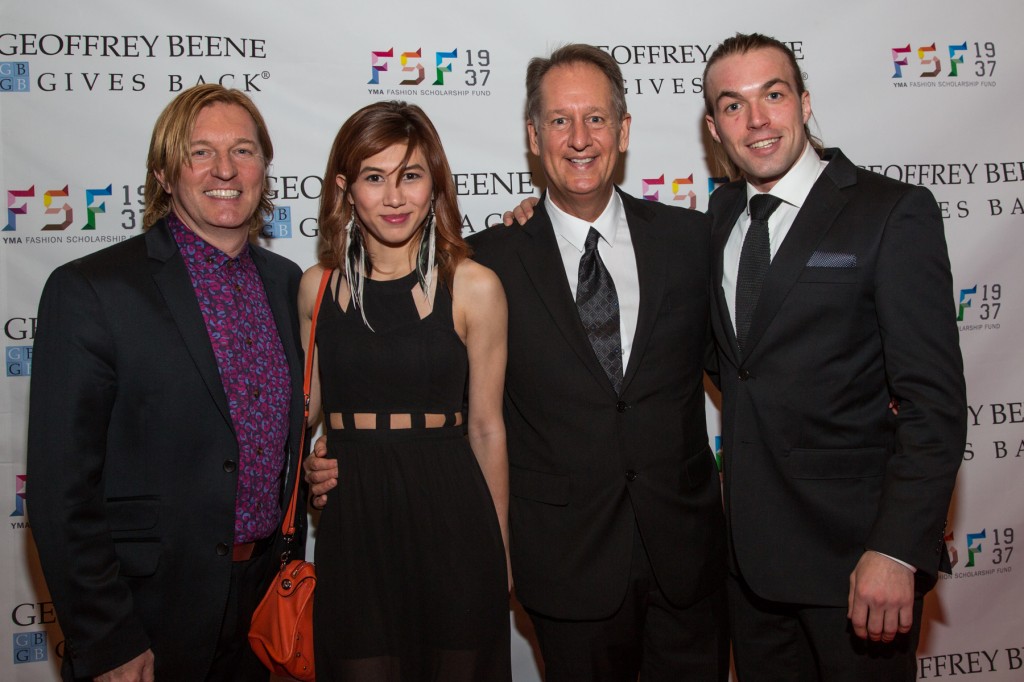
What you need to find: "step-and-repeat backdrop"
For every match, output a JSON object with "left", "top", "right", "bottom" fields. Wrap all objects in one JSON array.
[{"left": 2, "top": 1, "right": 1020, "bottom": 679}]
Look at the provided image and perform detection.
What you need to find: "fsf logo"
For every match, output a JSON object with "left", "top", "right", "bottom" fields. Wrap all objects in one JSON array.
[
  {"left": 368, "top": 48, "right": 491, "bottom": 87},
  {"left": 5, "top": 185, "right": 114, "bottom": 231},
  {"left": 957, "top": 283, "right": 1001, "bottom": 322},
  {"left": 891, "top": 41, "right": 996, "bottom": 78},
  {"left": 11, "top": 474, "right": 27, "bottom": 517},
  {"left": 965, "top": 529, "right": 986, "bottom": 567},
  {"left": 964, "top": 527, "right": 1014, "bottom": 568},
  {"left": 0, "top": 62, "right": 30, "bottom": 92},
  {"left": 641, "top": 174, "right": 696, "bottom": 209}
]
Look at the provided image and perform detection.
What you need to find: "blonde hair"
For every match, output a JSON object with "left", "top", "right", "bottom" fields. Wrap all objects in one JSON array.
[{"left": 143, "top": 84, "right": 274, "bottom": 233}]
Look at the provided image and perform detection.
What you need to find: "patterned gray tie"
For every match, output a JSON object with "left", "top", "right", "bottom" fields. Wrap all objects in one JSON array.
[
  {"left": 735, "top": 193, "right": 783, "bottom": 351},
  {"left": 577, "top": 227, "right": 623, "bottom": 393}
]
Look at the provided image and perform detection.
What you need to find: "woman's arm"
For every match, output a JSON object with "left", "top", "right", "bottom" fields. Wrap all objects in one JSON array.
[{"left": 454, "top": 259, "right": 511, "bottom": 590}]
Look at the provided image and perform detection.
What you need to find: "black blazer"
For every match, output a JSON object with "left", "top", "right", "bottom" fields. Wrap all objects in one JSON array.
[
  {"left": 709, "top": 149, "right": 967, "bottom": 606},
  {"left": 27, "top": 219, "right": 306, "bottom": 680},
  {"left": 470, "top": 189, "right": 725, "bottom": 620}
]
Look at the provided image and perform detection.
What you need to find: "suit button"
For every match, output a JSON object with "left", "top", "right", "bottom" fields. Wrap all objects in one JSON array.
[
  {"left": 625, "top": 470, "right": 638, "bottom": 482},
  {"left": 616, "top": 401, "right": 628, "bottom": 413},
  {"left": 223, "top": 460, "right": 237, "bottom": 473},
  {"left": 738, "top": 369, "right": 750, "bottom": 381},
  {"left": 216, "top": 543, "right": 230, "bottom": 556}
]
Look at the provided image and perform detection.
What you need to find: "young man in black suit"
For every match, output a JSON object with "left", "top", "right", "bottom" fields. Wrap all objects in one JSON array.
[{"left": 703, "top": 33, "right": 966, "bottom": 681}]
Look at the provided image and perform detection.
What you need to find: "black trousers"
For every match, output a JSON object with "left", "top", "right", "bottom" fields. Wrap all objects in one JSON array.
[
  {"left": 206, "top": 536, "right": 278, "bottom": 682},
  {"left": 728, "top": 570, "right": 923, "bottom": 682},
  {"left": 528, "top": 525, "right": 728, "bottom": 682}
]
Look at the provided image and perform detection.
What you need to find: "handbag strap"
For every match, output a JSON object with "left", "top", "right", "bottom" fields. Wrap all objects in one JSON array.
[{"left": 280, "top": 267, "right": 333, "bottom": 543}]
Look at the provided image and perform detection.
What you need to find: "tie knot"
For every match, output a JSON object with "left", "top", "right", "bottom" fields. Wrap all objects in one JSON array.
[
  {"left": 749, "top": 194, "right": 783, "bottom": 222},
  {"left": 584, "top": 227, "right": 602, "bottom": 253}
]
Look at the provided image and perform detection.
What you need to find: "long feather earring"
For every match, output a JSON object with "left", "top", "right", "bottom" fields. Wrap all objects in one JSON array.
[
  {"left": 344, "top": 210, "right": 374, "bottom": 331},
  {"left": 415, "top": 197, "right": 436, "bottom": 305}
]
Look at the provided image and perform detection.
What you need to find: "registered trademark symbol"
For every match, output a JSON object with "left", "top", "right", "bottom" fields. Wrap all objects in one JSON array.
[
  {"left": 262, "top": 71, "right": 270, "bottom": 79},
  {"left": 801, "top": 71, "right": 809, "bottom": 81}
]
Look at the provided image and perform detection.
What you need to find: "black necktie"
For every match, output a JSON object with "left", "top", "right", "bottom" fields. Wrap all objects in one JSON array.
[
  {"left": 735, "top": 194, "right": 783, "bottom": 350},
  {"left": 577, "top": 227, "right": 623, "bottom": 393}
]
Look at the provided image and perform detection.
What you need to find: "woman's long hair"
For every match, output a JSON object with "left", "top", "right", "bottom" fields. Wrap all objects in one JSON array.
[{"left": 319, "top": 101, "right": 469, "bottom": 319}]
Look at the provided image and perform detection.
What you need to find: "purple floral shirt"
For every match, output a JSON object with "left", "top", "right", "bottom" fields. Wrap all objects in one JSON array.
[{"left": 169, "top": 214, "right": 290, "bottom": 543}]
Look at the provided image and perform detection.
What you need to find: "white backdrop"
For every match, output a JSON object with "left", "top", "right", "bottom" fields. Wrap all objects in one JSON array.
[{"left": 2, "top": 1, "right": 1021, "bottom": 679}]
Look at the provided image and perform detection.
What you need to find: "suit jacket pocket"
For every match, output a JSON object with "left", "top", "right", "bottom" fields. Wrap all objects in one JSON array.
[
  {"left": 787, "top": 446, "right": 887, "bottom": 479},
  {"left": 107, "top": 497, "right": 161, "bottom": 576},
  {"left": 797, "top": 267, "right": 861, "bottom": 284},
  {"left": 106, "top": 496, "right": 160, "bottom": 533},
  {"left": 510, "top": 466, "right": 570, "bottom": 506}
]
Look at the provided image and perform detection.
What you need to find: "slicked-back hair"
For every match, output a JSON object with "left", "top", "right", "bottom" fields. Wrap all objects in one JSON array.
[{"left": 703, "top": 33, "right": 823, "bottom": 176}]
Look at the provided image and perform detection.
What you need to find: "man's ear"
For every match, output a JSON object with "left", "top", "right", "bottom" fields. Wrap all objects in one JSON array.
[{"left": 705, "top": 114, "right": 722, "bottom": 144}]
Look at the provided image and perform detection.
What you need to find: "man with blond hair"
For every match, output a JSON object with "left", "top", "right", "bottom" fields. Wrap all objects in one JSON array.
[{"left": 29, "top": 84, "right": 305, "bottom": 682}]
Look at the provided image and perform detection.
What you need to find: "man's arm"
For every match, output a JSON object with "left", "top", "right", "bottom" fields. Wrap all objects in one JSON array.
[
  {"left": 847, "top": 184, "right": 967, "bottom": 641},
  {"left": 28, "top": 265, "right": 152, "bottom": 677}
]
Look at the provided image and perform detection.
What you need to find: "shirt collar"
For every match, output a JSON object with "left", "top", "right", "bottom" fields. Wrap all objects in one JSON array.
[
  {"left": 545, "top": 190, "right": 625, "bottom": 252},
  {"left": 167, "top": 212, "right": 250, "bottom": 273},
  {"left": 744, "top": 142, "right": 827, "bottom": 210}
]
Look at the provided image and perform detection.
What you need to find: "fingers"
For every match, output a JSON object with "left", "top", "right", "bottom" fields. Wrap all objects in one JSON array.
[
  {"left": 501, "top": 210, "right": 515, "bottom": 227},
  {"left": 847, "top": 552, "right": 915, "bottom": 642}
]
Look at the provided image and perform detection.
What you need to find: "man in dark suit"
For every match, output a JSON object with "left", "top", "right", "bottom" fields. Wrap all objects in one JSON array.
[
  {"left": 703, "top": 33, "right": 967, "bottom": 680},
  {"left": 470, "top": 44, "right": 727, "bottom": 681},
  {"left": 28, "top": 84, "right": 305, "bottom": 682}
]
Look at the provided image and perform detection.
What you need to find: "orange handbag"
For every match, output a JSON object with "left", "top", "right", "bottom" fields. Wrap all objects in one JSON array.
[{"left": 248, "top": 268, "right": 331, "bottom": 681}]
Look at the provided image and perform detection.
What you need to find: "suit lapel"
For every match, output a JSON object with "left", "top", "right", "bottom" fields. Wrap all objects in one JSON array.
[
  {"left": 146, "top": 220, "right": 235, "bottom": 431},
  {"left": 619, "top": 191, "right": 665, "bottom": 393},
  {"left": 742, "top": 151, "right": 852, "bottom": 358},
  {"left": 710, "top": 184, "right": 745, "bottom": 366},
  {"left": 517, "top": 200, "right": 617, "bottom": 396}
]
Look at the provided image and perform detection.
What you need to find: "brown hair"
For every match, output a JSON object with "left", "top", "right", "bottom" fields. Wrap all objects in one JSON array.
[
  {"left": 143, "top": 84, "right": 274, "bottom": 233},
  {"left": 318, "top": 100, "right": 468, "bottom": 289},
  {"left": 703, "top": 33, "right": 823, "bottom": 176},
  {"left": 525, "top": 43, "right": 627, "bottom": 128}
]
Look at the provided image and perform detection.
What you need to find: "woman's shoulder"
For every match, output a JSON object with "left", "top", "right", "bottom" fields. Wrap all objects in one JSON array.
[{"left": 452, "top": 259, "right": 505, "bottom": 306}]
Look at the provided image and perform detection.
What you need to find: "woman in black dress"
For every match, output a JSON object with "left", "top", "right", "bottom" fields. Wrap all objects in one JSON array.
[{"left": 299, "top": 101, "right": 511, "bottom": 681}]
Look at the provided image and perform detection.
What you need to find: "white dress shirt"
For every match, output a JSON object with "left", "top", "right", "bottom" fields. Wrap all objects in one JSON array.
[
  {"left": 720, "top": 144, "right": 917, "bottom": 574},
  {"left": 546, "top": 191, "right": 639, "bottom": 370},
  {"left": 722, "top": 142, "right": 827, "bottom": 329}
]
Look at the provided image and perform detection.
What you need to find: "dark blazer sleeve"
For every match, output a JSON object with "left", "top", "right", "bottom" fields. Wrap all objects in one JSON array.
[
  {"left": 868, "top": 184, "right": 967, "bottom": 574},
  {"left": 27, "top": 263, "right": 151, "bottom": 677}
]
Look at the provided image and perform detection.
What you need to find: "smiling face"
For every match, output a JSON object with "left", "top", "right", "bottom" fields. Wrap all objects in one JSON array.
[
  {"left": 342, "top": 143, "right": 433, "bottom": 258},
  {"left": 704, "top": 46, "right": 812, "bottom": 193},
  {"left": 155, "top": 102, "right": 265, "bottom": 253},
  {"left": 528, "top": 62, "right": 631, "bottom": 222}
]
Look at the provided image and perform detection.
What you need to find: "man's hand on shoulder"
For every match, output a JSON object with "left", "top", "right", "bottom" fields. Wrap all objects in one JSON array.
[
  {"left": 93, "top": 649, "right": 154, "bottom": 682},
  {"left": 500, "top": 196, "right": 539, "bottom": 226},
  {"left": 847, "top": 551, "right": 915, "bottom": 643}
]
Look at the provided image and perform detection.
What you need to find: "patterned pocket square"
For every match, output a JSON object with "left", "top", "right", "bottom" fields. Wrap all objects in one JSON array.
[{"left": 806, "top": 251, "right": 857, "bottom": 267}]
